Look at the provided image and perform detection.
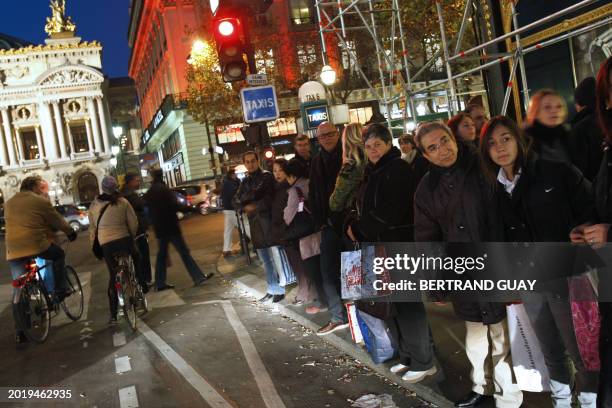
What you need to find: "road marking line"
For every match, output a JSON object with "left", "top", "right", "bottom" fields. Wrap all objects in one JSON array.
[
  {"left": 113, "top": 332, "right": 127, "bottom": 347},
  {"left": 192, "top": 299, "right": 230, "bottom": 306},
  {"left": 80, "top": 271, "right": 92, "bottom": 321},
  {"left": 115, "top": 356, "right": 132, "bottom": 374},
  {"left": 118, "top": 385, "right": 139, "bottom": 408},
  {"left": 221, "top": 302, "right": 286, "bottom": 408},
  {"left": 138, "top": 320, "right": 233, "bottom": 408}
]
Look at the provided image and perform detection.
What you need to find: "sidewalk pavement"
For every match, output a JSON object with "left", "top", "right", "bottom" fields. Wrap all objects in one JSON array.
[{"left": 215, "top": 253, "right": 552, "bottom": 408}]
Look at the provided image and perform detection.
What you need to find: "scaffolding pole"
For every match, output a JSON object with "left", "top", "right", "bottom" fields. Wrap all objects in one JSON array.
[
  {"left": 315, "top": 0, "right": 416, "bottom": 132},
  {"left": 436, "top": 0, "right": 458, "bottom": 114},
  {"left": 411, "top": 15, "right": 612, "bottom": 96},
  {"left": 511, "top": 1, "right": 530, "bottom": 110}
]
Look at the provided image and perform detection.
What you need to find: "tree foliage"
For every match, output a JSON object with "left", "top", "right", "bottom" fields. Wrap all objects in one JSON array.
[{"left": 184, "top": 41, "right": 242, "bottom": 126}]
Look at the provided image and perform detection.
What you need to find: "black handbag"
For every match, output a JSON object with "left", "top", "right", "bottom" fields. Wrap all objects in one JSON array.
[
  {"left": 92, "top": 203, "right": 111, "bottom": 260},
  {"left": 283, "top": 187, "right": 315, "bottom": 241}
]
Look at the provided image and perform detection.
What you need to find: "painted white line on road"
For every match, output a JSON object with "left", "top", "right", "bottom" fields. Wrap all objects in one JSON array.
[
  {"left": 138, "top": 320, "right": 233, "bottom": 408},
  {"left": 221, "top": 302, "right": 287, "bottom": 408},
  {"left": 118, "top": 385, "right": 139, "bottom": 408},
  {"left": 146, "top": 289, "right": 185, "bottom": 309},
  {"left": 80, "top": 271, "right": 92, "bottom": 321},
  {"left": 113, "top": 332, "right": 127, "bottom": 347},
  {"left": 115, "top": 356, "right": 132, "bottom": 374},
  {"left": 192, "top": 299, "right": 230, "bottom": 306}
]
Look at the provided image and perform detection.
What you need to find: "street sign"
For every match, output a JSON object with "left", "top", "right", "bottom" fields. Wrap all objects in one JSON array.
[
  {"left": 240, "top": 85, "right": 279, "bottom": 123},
  {"left": 246, "top": 74, "right": 268, "bottom": 86},
  {"left": 304, "top": 104, "right": 330, "bottom": 129}
]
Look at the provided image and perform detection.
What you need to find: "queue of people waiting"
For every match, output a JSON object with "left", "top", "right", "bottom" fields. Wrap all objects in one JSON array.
[{"left": 222, "top": 57, "right": 612, "bottom": 408}]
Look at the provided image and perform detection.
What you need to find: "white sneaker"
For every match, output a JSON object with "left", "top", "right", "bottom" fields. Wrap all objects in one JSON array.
[
  {"left": 401, "top": 366, "right": 437, "bottom": 383},
  {"left": 390, "top": 363, "right": 408, "bottom": 374}
]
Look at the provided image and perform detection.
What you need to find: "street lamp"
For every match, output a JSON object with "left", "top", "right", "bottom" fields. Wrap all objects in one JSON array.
[
  {"left": 320, "top": 65, "right": 337, "bottom": 86},
  {"left": 112, "top": 126, "right": 123, "bottom": 140},
  {"left": 111, "top": 145, "right": 120, "bottom": 155}
]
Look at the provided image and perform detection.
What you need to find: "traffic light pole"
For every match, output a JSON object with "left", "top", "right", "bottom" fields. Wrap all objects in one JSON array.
[{"left": 240, "top": 11, "right": 257, "bottom": 75}]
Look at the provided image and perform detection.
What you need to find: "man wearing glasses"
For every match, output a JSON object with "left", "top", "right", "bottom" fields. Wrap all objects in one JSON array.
[{"left": 309, "top": 121, "right": 349, "bottom": 335}]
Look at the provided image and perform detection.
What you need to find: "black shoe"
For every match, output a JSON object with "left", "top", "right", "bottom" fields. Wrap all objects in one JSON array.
[
  {"left": 455, "top": 392, "right": 490, "bottom": 407},
  {"left": 141, "top": 284, "right": 149, "bottom": 294},
  {"left": 194, "top": 272, "right": 214, "bottom": 287},
  {"left": 156, "top": 283, "right": 175, "bottom": 292},
  {"left": 272, "top": 294, "right": 285, "bottom": 303},
  {"left": 259, "top": 294, "right": 273, "bottom": 302},
  {"left": 15, "top": 332, "right": 28, "bottom": 344}
]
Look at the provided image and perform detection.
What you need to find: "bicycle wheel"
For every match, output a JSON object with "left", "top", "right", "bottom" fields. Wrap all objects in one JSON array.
[
  {"left": 61, "top": 265, "right": 83, "bottom": 321},
  {"left": 13, "top": 283, "right": 51, "bottom": 343},
  {"left": 120, "top": 268, "right": 137, "bottom": 331}
]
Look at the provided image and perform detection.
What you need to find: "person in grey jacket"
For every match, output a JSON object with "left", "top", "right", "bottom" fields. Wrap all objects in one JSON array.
[{"left": 89, "top": 176, "right": 139, "bottom": 325}]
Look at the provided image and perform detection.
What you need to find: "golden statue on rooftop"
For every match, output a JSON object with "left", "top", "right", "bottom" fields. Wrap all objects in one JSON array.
[{"left": 45, "top": 0, "right": 76, "bottom": 37}]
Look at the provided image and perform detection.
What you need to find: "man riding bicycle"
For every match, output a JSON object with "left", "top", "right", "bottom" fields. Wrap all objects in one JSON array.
[{"left": 5, "top": 176, "right": 77, "bottom": 343}]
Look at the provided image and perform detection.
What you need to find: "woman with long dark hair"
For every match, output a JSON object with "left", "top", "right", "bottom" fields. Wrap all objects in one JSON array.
[
  {"left": 577, "top": 56, "right": 612, "bottom": 407},
  {"left": 89, "top": 176, "right": 140, "bottom": 325},
  {"left": 448, "top": 112, "right": 478, "bottom": 145},
  {"left": 480, "top": 115, "right": 597, "bottom": 407}
]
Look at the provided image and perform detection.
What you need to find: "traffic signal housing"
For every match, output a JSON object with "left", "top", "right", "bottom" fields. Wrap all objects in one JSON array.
[{"left": 212, "top": 17, "right": 247, "bottom": 82}]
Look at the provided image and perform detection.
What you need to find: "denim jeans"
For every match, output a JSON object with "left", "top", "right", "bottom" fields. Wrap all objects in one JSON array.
[
  {"left": 155, "top": 234, "right": 204, "bottom": 289},
  {"left": 320, "top": 227, "right": 347, "bottom": 323},
  {"left": 257, "top": 247, "right": 284, "bottom": 295},
  {"left": 135, "top": 234, "right": 152, "bottom": 284}
]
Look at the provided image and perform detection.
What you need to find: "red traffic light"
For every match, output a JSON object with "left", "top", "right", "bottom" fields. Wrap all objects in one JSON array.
[{"left": 217, "top": 20, "right": 235, "bottom": 37}]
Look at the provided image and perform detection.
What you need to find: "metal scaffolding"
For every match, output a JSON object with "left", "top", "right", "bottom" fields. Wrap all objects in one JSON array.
[{"left": 315, "top": 0, "right": 611, "bottom": 129}]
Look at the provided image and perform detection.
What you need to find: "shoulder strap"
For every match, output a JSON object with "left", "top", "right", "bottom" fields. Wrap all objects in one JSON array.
[{"left": 95, "top": 203, "right": 111, "bottom": 239}]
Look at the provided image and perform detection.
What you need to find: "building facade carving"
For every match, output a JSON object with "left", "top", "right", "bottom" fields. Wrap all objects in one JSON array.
[{"left": 0, "top": 1, "right": 112, "bottom": 204}]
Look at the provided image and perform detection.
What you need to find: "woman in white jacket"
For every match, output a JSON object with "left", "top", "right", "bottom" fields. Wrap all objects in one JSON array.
[{"left": 89, "top": 176, "right": 139, "bottom": 325}]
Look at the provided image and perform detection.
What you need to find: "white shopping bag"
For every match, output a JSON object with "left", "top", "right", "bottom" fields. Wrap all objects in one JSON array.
[
  {"left": 507, "top": 304, "right": 551, "bottom": 392},
  {"left": 346, "top": 303, "right": 363, "bottom": 344}
]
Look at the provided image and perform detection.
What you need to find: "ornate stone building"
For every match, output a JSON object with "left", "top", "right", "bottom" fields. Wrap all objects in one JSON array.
[{"left": 0, "top": 1, "right": 113, "bottom": 205}]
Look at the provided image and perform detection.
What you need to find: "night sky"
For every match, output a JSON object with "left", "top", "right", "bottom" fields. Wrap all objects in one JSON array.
[{"left": 0, "top": 0, "right": 131, "bottom": 78}]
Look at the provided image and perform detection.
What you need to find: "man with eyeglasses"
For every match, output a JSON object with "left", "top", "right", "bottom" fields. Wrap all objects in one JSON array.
[
  {"left": 309, "top": 121, "right": 349, "bottom": 335},
  {"left": 413, "top": 121, "right": 522, "bottom": 408}
]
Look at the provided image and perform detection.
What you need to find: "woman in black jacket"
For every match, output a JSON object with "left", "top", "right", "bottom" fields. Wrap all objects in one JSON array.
[
  {"left": 580, "top": 56, "right": 612, "bottom": 407},
  {"left": 346, "top": 124, "right": 436, "bottom": 384},
  {"left": 524, "top": 89, "right": 574, "bottom": 164},
  {"left": 481, "top": 115, "right": 598, "bottom": 407}
]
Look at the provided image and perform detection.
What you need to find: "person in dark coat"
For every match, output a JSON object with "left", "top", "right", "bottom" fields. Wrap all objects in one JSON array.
[
  {"left": 347, "top": 124, "right": 436, "bottom": 384},
  {"left": 524, "top": 89, "right": 574, "bottom": 165},
  {"left": 481, "top": 116, "right": 598, "bottom": 407},
  {"left": 569, "top": 77, "right": 604, "bottom": 182},
  {"left": 144, "top": 170, "right": 212, "bottom": 291},
  {"left": 233, "top": 151, "right": 284, "bottom": 302},
  {"left": 220, "top": 168, "right": 240, "bottom": 257},
  {"left": 413, "top": 121, "right": 522, "bottom": 408},
  {"left": 309, "top": 121, "right": 348, "bottom": 335},
  {"left": 580, "top": 56, "right": 612, "bottom": 408},
  {"left": 121, "top": 173, "right": 151, "bottom": 292},
  {"left": 290, "top": 134, "right": 312, "bottom": 177}
]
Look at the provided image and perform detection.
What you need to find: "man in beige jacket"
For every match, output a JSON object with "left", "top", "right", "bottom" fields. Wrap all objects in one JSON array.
[{"left": 5, "top": 176, "right": 77, "bottom": 342}]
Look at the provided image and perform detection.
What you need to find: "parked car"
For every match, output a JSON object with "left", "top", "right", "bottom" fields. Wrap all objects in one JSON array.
[
  {"left": 55, "top": 204, "right": 90, "bottom": 232},
  {"left": 171, "top": 184, "right": 220, "bottom": 215}
]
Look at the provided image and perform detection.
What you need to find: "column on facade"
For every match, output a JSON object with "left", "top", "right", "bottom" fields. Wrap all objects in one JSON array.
[
  {"left": 96, "top": 97, "right": 111, "bottom": 154},
  {"left": 34, "top": 126, "right": 45, "bottom": 161},
  {"left": 1, "top": 108, "right": 16, "bottom": 166},
  {"left": 87, "top": 98, "right": 102, "bottom": 153},
  {"left": 66, "top": 121, "right": 76, "bottom": 157},
  {"left": 0, "top": 114, "right": 8, "bottom": 167},
  {"left": 52, "top": 101, "right": 68, "bottom": 159},
  {"left": 14, "top": 128, "right": 24, "bottom": 163},
  {"left": 38, "top": 102, "right": 58, "bottom": 160},
  {"left": 85, "top": 119, "right": 94, "bottom": 154}
]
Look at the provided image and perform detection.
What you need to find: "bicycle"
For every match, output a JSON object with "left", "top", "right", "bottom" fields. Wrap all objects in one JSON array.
[
  {"left": 113, "top": 251, "right": 148, "bottom": 331},
  {"left": 11, "top": 241, "right": 84, "bottom": 343}
]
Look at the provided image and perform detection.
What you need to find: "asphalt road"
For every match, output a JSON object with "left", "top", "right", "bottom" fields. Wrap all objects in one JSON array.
[{"left": 0, "top": 213, "right": 432, "bottom": 408}]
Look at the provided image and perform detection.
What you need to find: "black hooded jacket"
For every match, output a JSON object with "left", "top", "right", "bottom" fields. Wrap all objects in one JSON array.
[
  {"left": 351, "top": 147, "right": 415, "bottom": 242},
  {"left": 569, "top": 106, "right": 604, "bottom": 182}
]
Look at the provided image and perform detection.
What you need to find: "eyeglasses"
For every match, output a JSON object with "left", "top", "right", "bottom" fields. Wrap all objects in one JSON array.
[
  {"left": 425, "top": 135, "right": 453, "bottom": 154},
  {"left": 318, "top": 131, "right": 338, "bottom": 139}
]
